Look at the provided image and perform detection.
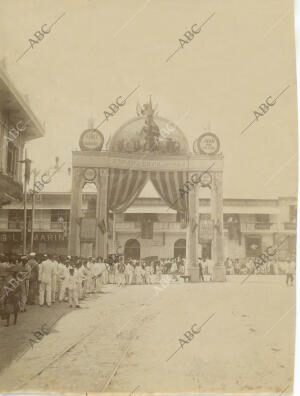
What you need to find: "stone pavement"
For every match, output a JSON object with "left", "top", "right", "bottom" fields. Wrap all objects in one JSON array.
[{"left": 0, "top": 276, "right": 295, "bottom": 395}]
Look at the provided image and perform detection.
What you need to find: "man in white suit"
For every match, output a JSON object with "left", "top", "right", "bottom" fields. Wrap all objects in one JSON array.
[{"left": 39, "top": 254, "right": 54, "bottom": 307}]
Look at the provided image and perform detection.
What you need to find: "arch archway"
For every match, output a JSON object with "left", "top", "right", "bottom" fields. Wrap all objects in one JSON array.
[
  {"left": 124, "top": 239, "right": 140, "bottom": 260},
  {"left": 69, "top": 101, "right": 225, "bottom": 281},
  {"left": 174, "top": 238, "right": 186, "bottom": 258}
]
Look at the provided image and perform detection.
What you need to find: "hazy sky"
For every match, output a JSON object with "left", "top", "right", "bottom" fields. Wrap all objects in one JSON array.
[{"left": 0, "top": 0, "right": 298, "bottom": 197}]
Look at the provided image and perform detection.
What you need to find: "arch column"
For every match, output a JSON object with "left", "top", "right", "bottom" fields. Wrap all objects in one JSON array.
[
  {"left": 69, "top": 168, "right": 82, "bottom": 256},
  {"left": 95, "top": 168, "right": 109, "bottom": 258},
  {"left": 185, "top": 173, "right": 198, "bottom": 281},
  {"left": 211, "top": 171, "right": 226, "bottom": 281}
]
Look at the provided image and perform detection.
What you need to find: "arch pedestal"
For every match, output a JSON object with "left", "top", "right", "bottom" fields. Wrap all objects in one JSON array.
[
  {"left": 211, "top": 172, "right": 226, "bottom": 281},
  {"left": 95, "top": 168, "right": 109, "bottom": 259}
]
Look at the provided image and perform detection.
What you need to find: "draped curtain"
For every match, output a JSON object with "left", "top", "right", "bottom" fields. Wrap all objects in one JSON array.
[
  {"left": 150, "top": 171, "right": 189, "bottom": 214},
  {"left": 108, "top": 169, "right": 149, "bottom": 213},
  {"left": 108, "top": 169, "right": 189, "bottom": 216}
]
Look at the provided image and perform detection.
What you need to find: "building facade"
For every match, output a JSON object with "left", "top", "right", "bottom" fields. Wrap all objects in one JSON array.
[
  {"left": 0, "top": 64, "right": 44, "bottom": 207},
  {"left": 0, "top": 192, "right": 296, "bottom": 261}
]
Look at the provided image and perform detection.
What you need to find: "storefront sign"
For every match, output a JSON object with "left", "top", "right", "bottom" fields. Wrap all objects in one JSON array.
[
  {"left": 33, "top": 233, "right": 66, "bottom": 242},
  {"left": 0, "top": 232, "right": 21, "bottom": 242},
  {"left": 0, "top": 232, "right": 66, "bottom": 243}
]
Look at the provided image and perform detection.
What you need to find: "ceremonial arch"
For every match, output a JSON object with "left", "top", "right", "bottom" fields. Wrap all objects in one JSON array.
[{"left": 69, "top": 100, "right": 225, "bottom": 281}]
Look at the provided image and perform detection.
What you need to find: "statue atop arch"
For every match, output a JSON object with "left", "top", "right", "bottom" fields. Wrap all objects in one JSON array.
[
  {"left": 109, "top": 97, "right": 189, "bottom": 154},
  {"left": 137, "top": 97, "right": 161, "bottom": 151}
]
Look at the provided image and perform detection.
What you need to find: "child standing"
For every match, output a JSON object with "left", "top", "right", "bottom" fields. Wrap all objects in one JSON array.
[
  {"left": 68, "top": 267, "right": 80, "bottom": 308},
  {"left": 3, "top": 271, "right": 21, "bottom": 326}
]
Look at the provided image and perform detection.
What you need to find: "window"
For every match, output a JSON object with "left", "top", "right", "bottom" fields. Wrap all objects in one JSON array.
[
  {"left": 6, "top": 142, "right": 18, "bottom": 176},
  {"left": 289, "top": 205, "right": 297, "bottom": 223},
  {"left": 50, "top": 210, "right": 69, "bottom": 223},
  {"left": 8, "top": 209, "right": 23, "bottom": 229},
  {"left": 176, "top": 211, "right": 185, "bottom": 222},
  {"left": 199, "top": 213, "right": 211, "bottom": 220},
  {"left": 255, "top": 214, "right": 269, "bottom": 223},
  {"left": 124, "top": 213, "right": 139, "bottom": 222},
  {"left": 224, "top": 214, "right": 239, "bottom": 226},
  {"left": 174, "top": 239, "right": 186, "bottom": 258}
]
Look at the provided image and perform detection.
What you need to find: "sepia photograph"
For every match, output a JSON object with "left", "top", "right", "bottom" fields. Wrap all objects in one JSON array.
[{"left": 0, "top": 0, "right": 298, "bottom": 394}]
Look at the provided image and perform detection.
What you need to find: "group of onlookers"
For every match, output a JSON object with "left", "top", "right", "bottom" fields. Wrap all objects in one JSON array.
[
  {"left": 0, "top": 253, "right": 186, "bottom": 327},
  {"left": 108, "top": 256, "right": 186, "bottom": 286},
  {"left": 0, "top": 253, "right": 111, "bottom": 327},
  {"left": 1, "top": 251, "right": 295, "bottom": 327},
  {"left": 224, "top": 256, "right": 296, "bottom": 285}
]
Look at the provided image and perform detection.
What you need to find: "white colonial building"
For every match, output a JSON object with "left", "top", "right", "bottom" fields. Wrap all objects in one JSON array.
[
  {"left": 0, "top": 63, "right": 44, "bottom": 207},
  {"left": 0, "top": 183, "right": 296, "bottom": 261}
]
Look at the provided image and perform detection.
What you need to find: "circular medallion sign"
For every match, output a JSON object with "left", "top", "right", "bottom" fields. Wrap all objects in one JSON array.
[
  {"left": 84, "top": 168, "right": 96, "bottom": 182},
  {"left": 200, "top": 172, "right": 212, "bottom": 186},
  {"left": 79, "top": 129, "right": 104, "bottom": 151},
  {"left": 195, "top": 133, "right": 220, "bottom": 155}
]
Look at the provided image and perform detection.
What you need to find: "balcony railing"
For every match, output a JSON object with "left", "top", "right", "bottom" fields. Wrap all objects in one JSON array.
[
  {"left": 154, "top": 222, "right": 182, "bottom": 230},
  {"left": 240, "top": 222, "right": 276, "bottom": 232},
  {"left": 284, "top": 222, "right": 297, "bottom": 230},
  {"left": 116, "top": 222, "right": 182, "bottom": 231},
  {"left": 8, "top": 221, "right": 22, "bottom": 229},
  {"left": 116, "top": 222, "right": 139, "bottom": 230},
  {"left": 7, "top": 220, "right": 69, "bottom": 232}
]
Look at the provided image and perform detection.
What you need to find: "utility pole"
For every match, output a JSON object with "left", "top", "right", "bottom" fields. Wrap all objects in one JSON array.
[
  {"left": 22, "top": 150, "right": 28, "bottom": 254},
  {"left": 19, "top": 150, "right": 32, "bottom": 255},
  {"left": 30, "top": 169, "right": 38, "bottom": 252},
  {"left": 113, "top": 213, "right": 116, "bottom": 254}
]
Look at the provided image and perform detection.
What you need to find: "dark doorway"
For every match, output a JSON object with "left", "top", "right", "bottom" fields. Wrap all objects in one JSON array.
[
  {"left": 245, "top": 236, "right": 262, "bottom": 257},
  {"left": 124, "top": 239, "right": 141, "bottom": 260},
  {"left": 174, "top": 238, "right": 186, "bottom": 258},
  {"left": 201, "top": 241, "right": 212, "bottom": 259}
]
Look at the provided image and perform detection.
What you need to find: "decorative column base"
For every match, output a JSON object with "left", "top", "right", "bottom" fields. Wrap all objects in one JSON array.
[
  {"left": 188, "top": 267, "right": 200, "bottom": 282},
  {"left": 213, "top": 265, "right": 226, "bottom": 282}
]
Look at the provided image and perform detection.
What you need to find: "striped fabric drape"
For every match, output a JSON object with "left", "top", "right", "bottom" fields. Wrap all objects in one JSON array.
[
  {"left": 108, "top": 169, "right": 149, "bottom": 213},
  {"left": 150, "top": 171, "right": 189, "bottom": 213}
]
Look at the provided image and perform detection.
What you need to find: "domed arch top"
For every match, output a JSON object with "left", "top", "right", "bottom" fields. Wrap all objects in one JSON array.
[{"left": 109, "top": 99, "right": 189, "bottom": 155}]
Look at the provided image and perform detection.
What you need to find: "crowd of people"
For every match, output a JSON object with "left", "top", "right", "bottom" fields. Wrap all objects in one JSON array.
[
  {"left": 224, "top": 256, "right": 296, "bottom": 276},
  {"left": 0, "top": 252, "right": 296, "bottom": 327},
  {"left": 0, "top": 253, "right": 186, "bottom": 327}
]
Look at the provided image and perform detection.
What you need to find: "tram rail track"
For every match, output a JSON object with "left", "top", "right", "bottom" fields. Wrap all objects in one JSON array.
[{"left": 14, "top": 290, "right": 159, "bottom": 393}]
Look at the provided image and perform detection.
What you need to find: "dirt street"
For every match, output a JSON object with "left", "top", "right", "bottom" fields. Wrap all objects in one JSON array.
[{"left": 0, "top": 276, "right": 295, "bottom": 394}]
